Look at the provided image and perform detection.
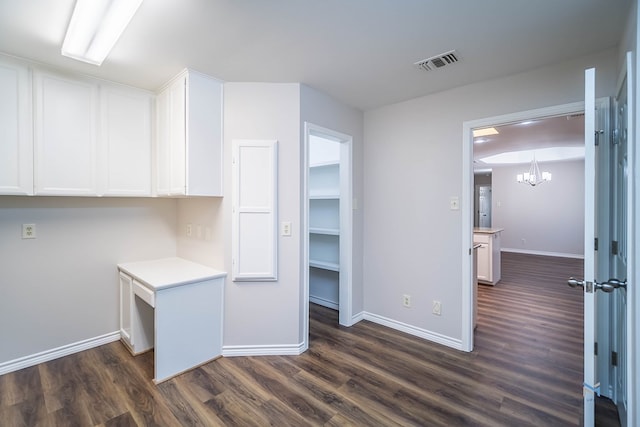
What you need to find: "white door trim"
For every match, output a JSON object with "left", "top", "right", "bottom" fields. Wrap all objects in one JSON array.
[
  {"left": 461, "top": 101, "right": 585, "bottom": 352},
  {"left": 302, "top": 122, "right": 354, "bottom": 352}
]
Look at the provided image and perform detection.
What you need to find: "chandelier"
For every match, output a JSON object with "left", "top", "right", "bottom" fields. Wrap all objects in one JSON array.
[{"left": 516, "top": 155, "right": 551, "bottom": 186}]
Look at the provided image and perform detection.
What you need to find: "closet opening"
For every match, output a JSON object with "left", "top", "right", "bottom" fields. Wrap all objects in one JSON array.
[{"left": 303, "top": 123, "right": 353, "bottom": 346}]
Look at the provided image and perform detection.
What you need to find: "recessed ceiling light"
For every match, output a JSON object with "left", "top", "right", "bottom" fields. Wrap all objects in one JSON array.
[
  {"left": 472, "top": 127, "right": 499, "bottom": 138},
  {"left": 474, "top": 138, "right": 488, "bottom": 144},
  {"left": 62, "top": 0, "right": 144, "bottom": 66}
]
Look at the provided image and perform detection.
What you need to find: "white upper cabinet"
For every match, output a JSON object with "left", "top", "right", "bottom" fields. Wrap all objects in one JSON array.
[
  {"left": 0, "top": 57, "right": 32, "bottom": 195},
  {"left": 100, "top": 85, "right": 152, "bottom": 196},
  {"left": 34, "top": 70, "right": 98, "bottom": 195},
  {"left": 157, "top": 69, "right": 223, "bottom": 197},
  {"left": 32, "top": 68, "right": 153, "bottom": 197}
]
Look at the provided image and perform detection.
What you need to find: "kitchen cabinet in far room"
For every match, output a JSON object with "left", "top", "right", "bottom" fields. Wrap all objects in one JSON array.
[
  {"left": 474, "top": 228, "right": 503, "bottom": 285},
  {"left": 156, "top": 69, "right": 223, "bottom": 197},
  {"left": 0, "top": 56, "right": 32, "bottom": 195}
]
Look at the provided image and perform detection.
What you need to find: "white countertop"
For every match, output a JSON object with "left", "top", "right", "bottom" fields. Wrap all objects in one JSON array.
[
  {"left": 118, "top": 257, "right": 227, "bottom": 291},
  {"left": 473, "top": 227, "right": 504, "bottom": 234}
]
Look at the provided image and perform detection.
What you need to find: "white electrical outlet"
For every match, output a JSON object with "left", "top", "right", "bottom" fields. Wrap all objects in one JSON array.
[
  {"left": 22, "top": 223, "right": 36, "bottom": 239},
  {"left": 186, "top": 223, "right": 193, "bottom": 237},
  {"left": 403, "top": 294, "right": 411, "bottom": 307},
  {"left": 432, "top": 300, "right": 442, "bottom": 316}
]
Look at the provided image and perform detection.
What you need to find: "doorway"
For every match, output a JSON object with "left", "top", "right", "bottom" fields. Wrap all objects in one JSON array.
[
  {"left": 302, "top": 123, "right": 353, "bottom": 350},
  {"left": 461, "top": 101, "right": 586, "bottom": 352}
]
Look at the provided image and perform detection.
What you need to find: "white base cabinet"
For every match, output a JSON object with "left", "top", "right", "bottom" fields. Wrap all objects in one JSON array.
[
  {"left": 118, "top": 258, "right": 226, "bottom": 383},
  {"left": 474, "top": 229, "right": 502, "bottom": 285}
]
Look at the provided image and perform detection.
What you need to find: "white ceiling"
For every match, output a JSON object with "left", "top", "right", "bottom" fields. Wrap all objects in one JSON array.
[
  {"left": 0, "top": 0, "right": 631, "bottom": 112},
  {"left": 473, "top": 113, "right": 585, "bottom": 169}
]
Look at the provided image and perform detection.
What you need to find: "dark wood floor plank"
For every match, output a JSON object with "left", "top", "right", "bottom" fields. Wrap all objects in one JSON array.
[{"left": 0, "top": 252, "right": 621, "bottom": 426}]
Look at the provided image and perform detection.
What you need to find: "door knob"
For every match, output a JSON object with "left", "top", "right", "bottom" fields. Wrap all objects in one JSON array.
[
  {"left": 568, "top": 277, "right": 584, "bottom": 288},
  {"left": 567, "top": 277, "right": 627, "bottom": 293},
  {"left": 604, "top": 278, "right": 627, "bottom": 290}
]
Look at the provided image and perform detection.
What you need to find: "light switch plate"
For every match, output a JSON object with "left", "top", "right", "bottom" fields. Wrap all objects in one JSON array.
[
  {"left": 282, "top": 221, "right": 291, "bottom": 236},
  {"left": 450, "top": 196, "right": 460, "bottom": 210}
]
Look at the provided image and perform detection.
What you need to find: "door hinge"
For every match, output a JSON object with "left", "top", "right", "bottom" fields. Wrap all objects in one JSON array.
[
  {"left": 612, "top": 351, "right": 618, "bottom": 367},
  {"left": 594, "top": 237, "right": 598, "bottom": 251},
  {"left": 612, "top": 240, "right": 619, "bottom": 255},
  {"left": 612, "top": 128, "right": 620, "bottom": 145},
  {"left": 595, "top": 129, "right": 604, "bottom": 146},
  {"left": 594, "top": 342, "right": 598, "bottom": 356}
]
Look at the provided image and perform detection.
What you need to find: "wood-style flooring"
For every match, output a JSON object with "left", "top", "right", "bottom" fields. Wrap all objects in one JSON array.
[{"left": 0, "top": 252, "right": 620, "bottom": 426}]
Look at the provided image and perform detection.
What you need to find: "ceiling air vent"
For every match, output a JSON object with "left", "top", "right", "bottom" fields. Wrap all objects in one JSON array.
[{"left": 414, "top": 50, "right": 459, "bottom": 72}]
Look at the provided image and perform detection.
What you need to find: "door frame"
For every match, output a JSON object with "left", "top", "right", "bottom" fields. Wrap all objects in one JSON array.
[
  {"left": 461, "top": 101, "right": 586, "bottom": 352},
  {"left": 302, "top": 122, "right": 354, "bottom": 351}
]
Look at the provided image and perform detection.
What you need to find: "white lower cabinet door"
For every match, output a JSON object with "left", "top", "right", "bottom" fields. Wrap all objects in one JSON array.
[
  {"left": 476, "top": 243, "right": 490, "bottom": 282},
  {"left": 119, "top": 272, "right": 134, "bottom": 348}
]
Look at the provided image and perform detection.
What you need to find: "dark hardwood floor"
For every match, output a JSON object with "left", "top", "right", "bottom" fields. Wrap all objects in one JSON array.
[{"left": 0, "top": 252, "right": 621, "bottom": 426}]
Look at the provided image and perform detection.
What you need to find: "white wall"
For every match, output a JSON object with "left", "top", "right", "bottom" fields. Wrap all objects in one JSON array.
[
  {"left": 492, "top": 159, "right": 584, "bottom": 257},
  {"left": 176, "top": 197, "right": 225, "bottom": 269},
  {"left": 363, "top": 48, "right": 619, "bottom": 344},
  {"left": 221, "top": 83, "right": 303, "bottom": 349},
  {"left": 0, "top": 196, "right": 177, "bottom": 364}
]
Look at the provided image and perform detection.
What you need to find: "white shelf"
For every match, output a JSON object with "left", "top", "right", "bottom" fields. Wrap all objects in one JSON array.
[
  {"left": 309, "top": 260, "right": 340, "bottom": 272},
  {"left": 309, "top": 227, "right": 339, "bottom": 236},
  {"left": 309, "top": 193, "right": 339, "bottom": 200},
  {"left": 310, "top": 160, "right": 339, "bottom": 168}
]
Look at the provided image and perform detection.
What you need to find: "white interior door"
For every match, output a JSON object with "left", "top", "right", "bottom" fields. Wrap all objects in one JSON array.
[
  {"left": 610, "top": 54, "right": 631, "bottom": 425},
  {"left": 582, "top": 67, "right": 598, "bottom": 427}
]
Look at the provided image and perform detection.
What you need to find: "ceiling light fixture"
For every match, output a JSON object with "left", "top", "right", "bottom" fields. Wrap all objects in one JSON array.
[
  {"left": 516, "top": 154, "right": 551, "bottom": 186},
  {"left": 61, "top": 0, "right": 144, "bottom": 66},
  {"left": 473, "top": 127, "right": 499, "bottom": 138}
]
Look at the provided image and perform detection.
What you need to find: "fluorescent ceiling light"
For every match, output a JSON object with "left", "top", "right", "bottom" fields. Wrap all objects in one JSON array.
[
  {"left": 472, "top": 127, "right": 499, "bottom": 138},
  {"left": 62, "top": 0, "right": 143, "bottom": 66},
  {"left": 477, "top": 146, "right": 585, "bottom": 165}
]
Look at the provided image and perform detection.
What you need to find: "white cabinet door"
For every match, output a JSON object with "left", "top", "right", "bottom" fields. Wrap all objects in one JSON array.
[
  {"left": 0, "top": 58, "right": 32, "bottom": 195},
  {"left": 232, "top": 139, "right": 278, "bottom": 281},
  {"left": 476, "top": 243, "right": 490, "bottom": 282},
  {"left": 100, "top": 85, "right": 152, "bottom": 196},
  {"left": 34, "top": 71, "right": 98, "bottom": 195},
  {"left": 185, "top": 70, "right": 223, "bottom": 196},
  {"left": 156, "top": 69, "right": 223, "bottom": 196},
  {"left": 119, "top": 272, "right": 134, "bottom": 348},
  {"left": 156, "top": 75, "right": 186, "bottom": 195}
]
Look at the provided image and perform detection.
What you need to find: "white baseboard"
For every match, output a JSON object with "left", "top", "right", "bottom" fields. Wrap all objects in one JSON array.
[
  {"left": 223, "top": 342, "right": 305, "bottom": 357},
  {"left": 0, "top": 331, "right": 121, "bottom": 376},
  {"left": 309, "top": 295, "right": 339, "bottom": 310},
  {"left": 502, "top": 248, "right": 584, "bottom": 259},
  {"left": 351, "top": 310, "right": 365, "bottom": 324},
  {"left": 363, "top": 312, "right": 463, "bottom": 351}
]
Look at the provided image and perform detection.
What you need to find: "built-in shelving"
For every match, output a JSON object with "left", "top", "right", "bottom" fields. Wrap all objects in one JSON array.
[{"left": 309, "top": 137, "right": 340, "bottom": 308}]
